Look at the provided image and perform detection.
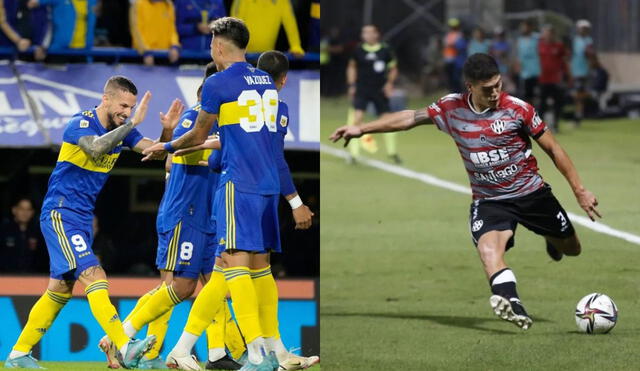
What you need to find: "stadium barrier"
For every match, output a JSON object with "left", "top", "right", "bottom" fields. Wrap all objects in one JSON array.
[
  {"left": 0, "top": 276, "right": 319, "bottom": 361},
  {"left": 0, "top": 61, "right": 320, "bottom": 150}
]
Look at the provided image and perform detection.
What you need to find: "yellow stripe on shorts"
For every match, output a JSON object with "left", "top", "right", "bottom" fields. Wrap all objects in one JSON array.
[
  {"left": 50, "top": 210, "right": 76, "bottom": 270},
  {"left": 166, "top": 221, "right": 182, "bottom": 271},
  {"left": 225, "top": 182, "right": 236, "bottom": 250}
]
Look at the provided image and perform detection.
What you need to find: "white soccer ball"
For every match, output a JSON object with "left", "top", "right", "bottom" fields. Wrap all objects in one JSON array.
[{"left": 575, "top": 293, "right": 618, "bottom": 334}]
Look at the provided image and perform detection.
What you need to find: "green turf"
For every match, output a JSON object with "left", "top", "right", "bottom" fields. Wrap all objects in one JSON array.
[
  {"left": 320, "top": 95, "right": 640, "bottom": 370},
  {"left": 34, "top": 361, "right": 321, "bottom": 370}
]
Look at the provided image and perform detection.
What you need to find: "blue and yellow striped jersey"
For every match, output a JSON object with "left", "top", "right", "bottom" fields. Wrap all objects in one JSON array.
[
  {"left": 201, "top": 62, "right": 279, "bottom": 195},
  {"left": 156, "top": 104, "right": 218, "bottom": 233},
  {"left": 41, "top": 109, "right": 143, "bottom": 225}
]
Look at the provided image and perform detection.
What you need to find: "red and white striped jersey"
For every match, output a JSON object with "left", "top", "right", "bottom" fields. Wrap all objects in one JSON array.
[{"left": 426, "top": 92, "right": 548, "bottom": 200}]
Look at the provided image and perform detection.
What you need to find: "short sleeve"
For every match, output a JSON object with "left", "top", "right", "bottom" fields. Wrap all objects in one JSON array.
[
  {"left": 123, "top": 128, "right": 144, "bottom": 149},
  {"left": 63, "top": 116, "right": 100, "bottom": 144},
  {"left": 172, "top": 109, "right": 199, "bottom": 140},
  {"left": 200, "top": 74, "right": 222, "bottom": 114},
  {"left": 522, "top": 105, "right": 547, "bottom": 139},
  {"left": 426, "top": 99, "right": 451, "bottom": 135}
]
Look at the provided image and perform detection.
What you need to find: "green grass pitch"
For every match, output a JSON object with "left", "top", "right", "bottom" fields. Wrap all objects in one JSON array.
[{"left": 320, "top": 95, "right": 640, "bottom": 370}]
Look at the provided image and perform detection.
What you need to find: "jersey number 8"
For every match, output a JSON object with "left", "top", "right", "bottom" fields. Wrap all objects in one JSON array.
[{"left": 237, "top": 89, "right": 278, "bottom": 133}]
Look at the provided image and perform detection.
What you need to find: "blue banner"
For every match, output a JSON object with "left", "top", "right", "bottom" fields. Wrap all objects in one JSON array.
[{"left": 0, "top": 61, "right": 319, "bottom": 150}]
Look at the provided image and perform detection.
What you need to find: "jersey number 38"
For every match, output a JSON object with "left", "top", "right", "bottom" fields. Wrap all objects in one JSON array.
[{"left": 237, "top": 89, "right": 278, "bottom": 133}]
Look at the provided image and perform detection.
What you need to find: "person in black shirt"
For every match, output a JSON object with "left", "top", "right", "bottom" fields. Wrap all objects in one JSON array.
[
  {"left": 346, "top": 24, "right": 401, "bottom": 164},
  {"left": 0, "top": 198, "right": 45, "bottom": 273}
]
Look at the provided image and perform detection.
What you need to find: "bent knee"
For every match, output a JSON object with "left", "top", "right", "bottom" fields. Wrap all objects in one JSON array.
[{"left": 171, "top": 280, "right": 197, "bottom": 300}]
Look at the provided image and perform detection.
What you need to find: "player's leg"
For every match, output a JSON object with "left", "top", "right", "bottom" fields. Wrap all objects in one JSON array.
[
  {"left": 137, "top": 271, "right": 174, "bottom": 369},
  {"left": 78, "top": 265, "right": 157, "bottom": 368},
  {"left": 5, "top": 278, "right": 73, "bottom": 369},
  {"left": 347, "top": 108, "right": 365, "bottom": 160},
  {"left": 470, "top": 201, "right": 532, "bottom": 330}
]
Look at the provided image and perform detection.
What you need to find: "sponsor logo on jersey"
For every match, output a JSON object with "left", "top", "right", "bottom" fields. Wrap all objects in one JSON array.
[
  {"left": 472, "top": 220, "right": 484, "bottom": 232},
  {"left": 79, "top": 119, "right": 89, "bottom": 128},
  {"left": 469, "top": 149, "right": 510, "bottom": 167},
  {"left": 473, "top": 164, "right": 519, "bottom": 182},
  {"left": 280, "top": 115, "right": 288, "bottom": 127},
  {"left": 491, "top": 119, "right": 506, "bottom": 134},
  {"left": 181, "top": 119, "right": 193, "bottom": 128}
]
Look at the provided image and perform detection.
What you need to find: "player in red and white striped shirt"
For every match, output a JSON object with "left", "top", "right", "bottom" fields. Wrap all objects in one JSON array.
[{"left": 330, "top": 53, "right": 600, "bottom": 330}]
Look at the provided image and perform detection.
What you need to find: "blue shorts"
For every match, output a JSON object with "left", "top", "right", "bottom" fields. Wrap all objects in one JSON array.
[
  {"left": 156, "top": 221, "right": 216, "bottom": 279},
  {"left": 41, "top": 209, "right": 100, "bottom": 281},
  {"left": 214, "top": 181, "right": 281, "bottom": 256}
]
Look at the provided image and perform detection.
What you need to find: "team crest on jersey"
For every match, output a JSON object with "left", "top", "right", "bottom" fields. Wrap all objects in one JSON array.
[
  {"left": 219, "top": 238, "right": 225, "bottom": 245},
  {"left": 472, "top": 220, "right": 484, "bottom": 232},
  {"left": 181, "top": 119, "right": 193, "bottom": 128},
  {"left": 280, "top": 115, "right": 288, "bottom": 127},
  {"left": 79, "top": 119, "right": 89, "bottom": 128},
  {"left": 490, "top": 120, "right": 506, "bottom": 134}
]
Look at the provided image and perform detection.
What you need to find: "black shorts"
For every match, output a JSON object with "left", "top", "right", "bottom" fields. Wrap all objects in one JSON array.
[
  {"left": 468, "top": 185, "right": 575, "bottom": 249},
  {"left": 353, "top": 89, "right": 390, "bottom": 115}
]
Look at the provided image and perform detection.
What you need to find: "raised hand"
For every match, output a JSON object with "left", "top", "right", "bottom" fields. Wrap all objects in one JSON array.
[
  {"left": 173, "top": 136, "right": 220, "bottom": 156},
  {"left": 160, "top": 98, "right": 185, "bottom": 130},
  {"left": 141, "top": 141, "right": 166, "bottom": 162},
  {"left": 132, "top": 91, "right": 152, "bottom": 126},
  {"left": 329, "top": 125, "right": 363, "bottom": 147}
]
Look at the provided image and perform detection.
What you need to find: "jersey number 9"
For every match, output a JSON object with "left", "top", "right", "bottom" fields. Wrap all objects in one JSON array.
[{"left": 237, "top": 89, "right": 278, "bottom": 133}]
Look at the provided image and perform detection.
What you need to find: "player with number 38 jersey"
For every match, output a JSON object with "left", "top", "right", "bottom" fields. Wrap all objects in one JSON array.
[{"left": 202, "top": 61, "right": 280, "bottom": 196}]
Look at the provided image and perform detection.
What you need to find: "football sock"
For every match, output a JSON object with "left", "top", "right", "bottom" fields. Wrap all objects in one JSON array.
[
  {"left": 128, "top": 283, "right": 182, "bottom": 336},
  {"left": 173, "top": 331, "right": 200, "bottom": 357},
  {"left": 85, "top": 280, "right": 130, "bottom": 351},
  {"left": 123, "top": 285, "right": 159, "bottom": 323},
  {"left": 208, "top": 347, "right": 226, "bottom": 363},
  {"left": 224, "top": 266, "right": 263, "bottom": 363},
  {"left": 144, "top": 306, "right": 174, "bottom": 360},
  {"left": 206, "top": 302, "right": 227, "bottom": 358},
  {"left": 384, "top": 132, "right": 398, "bottom": 156},
  {"left": 11, "top": 290, "right": 71, "bottom": 355},
  {"left": 489, "top": 268, "right": 520, "bottom": 300},
  {"left": 223, "top": 300, "right": 247, "bottom": 360},
  {"left": 183, "top": 267, "right": 228, "bottom": 338},
  {"left": 250, "top": 266, "right": 279, "bottom": 338}
]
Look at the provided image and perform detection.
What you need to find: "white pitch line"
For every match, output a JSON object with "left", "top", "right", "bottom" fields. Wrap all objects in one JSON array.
[{"left": 321, "top": 144, "right": 640, "bottom": 246}]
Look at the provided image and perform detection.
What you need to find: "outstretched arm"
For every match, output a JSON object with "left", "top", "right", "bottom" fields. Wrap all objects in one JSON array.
[
  {"left": 536, "top": 131, "right": 601, "bottom": 221},
  {"left": 329, "top": 108, "right": 432, "bottom": 147}
]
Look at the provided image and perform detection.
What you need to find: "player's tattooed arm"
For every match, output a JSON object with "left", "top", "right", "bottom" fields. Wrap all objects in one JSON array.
[{"left": 78, "top": 121, "right": 135, "bottom": 161}]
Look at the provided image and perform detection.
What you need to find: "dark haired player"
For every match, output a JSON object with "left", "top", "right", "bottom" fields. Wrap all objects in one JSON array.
[
  {"left": 143, "top": 17, "right": 283, "bottom": 371},
  {"left": 330, "top": 53, "right": 600, "bottom": 330},
  {"left": 5, "top": 76, "right": 179, "bottom": 369}
]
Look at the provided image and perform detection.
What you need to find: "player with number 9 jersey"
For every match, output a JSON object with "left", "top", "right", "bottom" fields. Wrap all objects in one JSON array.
[{"left": 200, "top": 61, "right": 281, "bottom": 254}]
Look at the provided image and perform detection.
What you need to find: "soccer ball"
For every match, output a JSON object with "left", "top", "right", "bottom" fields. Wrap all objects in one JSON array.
[{"left": 575, "top": 293, "right": 618, "bottom": 334}]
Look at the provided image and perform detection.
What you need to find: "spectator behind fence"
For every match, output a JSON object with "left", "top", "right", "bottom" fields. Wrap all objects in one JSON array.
[
  {"left": 130, "top": 0, "right": 180, "bottom": 66},
  {"left": 94, "top": 0, "right": 131, "bottom": 47},
  {"left": 490, "top": 26, "right": 510, "bottom": 75},
  {"left": 517, "top": 19, "right": 540, "bottom": 104},
  {"left": 571, "top": 19, "right": 594, "bottom": 126},
  {"left": 442, "top": 17, "right": 466, "bottom": 93},
  {"left": 0, "top": 198, "right": 44, "bottom": 273},
  {"left": 174, "top": 0, "right": 225, "bottom": 51},
  {"left": 27, "top": 0, "right": 96, "bottom": 51},
  {"left": 231, "top": 0, "right": 305, "bottom": 57},
  {"left": 0, "top": 0, "right": 47, "bottom": 60},
  {"left": 538, "top": 24, "right": 570, "bottom": 133},
  {"left": 468, "top": 27, "right": 490, "bottom": 55}
]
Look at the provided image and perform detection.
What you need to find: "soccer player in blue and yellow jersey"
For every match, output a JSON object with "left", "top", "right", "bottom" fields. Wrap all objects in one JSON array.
[
  {"left": 100, "top": 64, "right": 244, "bottom": 371},
  {"left": 4, "top": 76, "right": 179, "bottom": 369},
  {"left": 143, "top": 17, "right": 282, "bottom": 371}
]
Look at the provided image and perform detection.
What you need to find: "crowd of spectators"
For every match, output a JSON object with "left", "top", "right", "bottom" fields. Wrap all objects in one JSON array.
[{"left": 0, "top": 0, "right": 320, "bottom": 65}]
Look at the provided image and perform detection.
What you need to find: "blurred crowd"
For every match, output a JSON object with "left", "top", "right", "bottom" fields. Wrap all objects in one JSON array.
[
  {"left": 0, "top": 0, "right": 320, "bottom": 65},
  {"left": 322, "top": 16, "right": 609, "bottom": 131}
]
